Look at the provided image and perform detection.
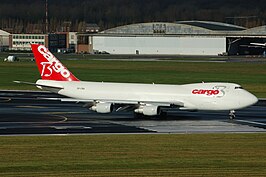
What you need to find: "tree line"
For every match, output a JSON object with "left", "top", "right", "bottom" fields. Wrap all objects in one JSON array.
[{"left": 0, "top": 0, "right": 265, "bottom": 33}]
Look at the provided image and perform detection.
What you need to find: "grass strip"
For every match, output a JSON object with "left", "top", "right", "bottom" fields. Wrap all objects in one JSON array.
[
  {"left": 0, "top": 134, "right": 265, "bottom": 176},
  {"left": 0, "top": 60, "right": 265, "bottom": 97}
]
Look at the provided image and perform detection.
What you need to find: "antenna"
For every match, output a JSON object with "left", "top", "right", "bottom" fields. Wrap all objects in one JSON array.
[{"left": 45, "top": 0, "right": 48, "bottom": 33}]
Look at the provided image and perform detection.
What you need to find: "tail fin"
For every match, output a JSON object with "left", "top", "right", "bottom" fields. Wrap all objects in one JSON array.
[{"left": 31, "top": 44, "right": 79, "bottom": 81}]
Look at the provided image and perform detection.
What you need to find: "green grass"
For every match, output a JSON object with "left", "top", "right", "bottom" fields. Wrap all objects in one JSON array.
[
  {"left": 0, "top": 59, "right": 266, "bottom": 97},
  {"left": 0, "top": 134, "right": 265, "bottom": 176}
]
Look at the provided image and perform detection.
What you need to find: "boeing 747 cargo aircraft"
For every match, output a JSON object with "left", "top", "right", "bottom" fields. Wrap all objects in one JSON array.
[{"left": 16, "top": 44, "right": 258, "bottom": 119}]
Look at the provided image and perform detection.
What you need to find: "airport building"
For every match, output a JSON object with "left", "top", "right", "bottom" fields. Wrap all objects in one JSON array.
[
  {"left": 77, "top": 21, "right": 266, "bottom": 56},
  {"left": 0, "top": 29, "right": 10, "bottom": 51},
  {"left": 10, "top": 34, "right": 48, "bottom": 51},
  {"left": 9, "top": 32, "right": 76, "bottom": 52},
  {"left": 68, "top": 32, "right": 78, "bottom": 51}
]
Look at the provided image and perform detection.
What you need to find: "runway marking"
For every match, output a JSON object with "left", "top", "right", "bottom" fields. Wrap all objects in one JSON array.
[
  {"left": 45, "top": 112, "right": 86, "bottom": 115},
  {"left": 51, "top": 126, "right": 91, "bottom": 130},
  {"left": 16, "top": 105, "right": 47, "bottom": 109},
  {"left": 54, "top": 115, "right": 68, "bottom": 123},
  {"left": 0, "top": 97, "right": 11, "bottom": 102},
  {"left": 139, "top": 127, "right": 158, "bottom": 132},
  {"left": 109, "top": 120, "right": 159, "bottom": 132},
  {"left": 236, "top": 119, "right": 266, "bottom": 126}
]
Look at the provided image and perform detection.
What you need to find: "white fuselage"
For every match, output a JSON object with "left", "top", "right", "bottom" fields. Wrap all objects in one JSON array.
[{"left": 36, "top": 80, "right": 258, "bottom": 111}]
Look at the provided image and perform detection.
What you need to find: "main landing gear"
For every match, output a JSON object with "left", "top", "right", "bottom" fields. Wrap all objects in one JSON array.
[{"left": 229, "top": 110, "right": 236, "bottom": 120}]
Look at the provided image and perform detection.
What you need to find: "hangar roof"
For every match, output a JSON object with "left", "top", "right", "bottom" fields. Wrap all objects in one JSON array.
[
  {"left": 100, "top": 21, "right": 249, "bottom": 36},
  {"left": 176, "top": 21, "right": 246, "bottom": 31},
  {"left": 96, "top": 21, "right": 266, "bottom": 37},
  {"left": 240, "top": 25, "right": 266, "bottom": 35},
  {"left": 0, "top": 29, "right": 10, "bottom": 35},
  {"left": 101, "top": 22, "right": 215, "bottom": 35}
]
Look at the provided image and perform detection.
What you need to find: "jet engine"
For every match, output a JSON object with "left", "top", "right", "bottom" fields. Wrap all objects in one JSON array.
[
  {"left": 89, "top": 102, "right": 113, "bottom": 113},
  {"left": 134, "top": 105, "right": 159, "bottom": 116}
]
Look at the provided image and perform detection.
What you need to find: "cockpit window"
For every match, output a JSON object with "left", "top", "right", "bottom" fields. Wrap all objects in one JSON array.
[{"left": 235, "top": 86, "right": 243, "bottom": 89}]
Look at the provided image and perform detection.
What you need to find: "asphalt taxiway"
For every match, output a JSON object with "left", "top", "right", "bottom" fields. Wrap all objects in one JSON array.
[{"left": 0, "top": 90, "right": 265, "bottom": 135}]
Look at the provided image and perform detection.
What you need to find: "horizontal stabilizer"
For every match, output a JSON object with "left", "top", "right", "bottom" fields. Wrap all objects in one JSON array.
[
  {"left": 14, "top": 80, "right": 36, "bottom": 85},
  {"left": 14, "top": 80, "right": 64, "bottom": 90}
]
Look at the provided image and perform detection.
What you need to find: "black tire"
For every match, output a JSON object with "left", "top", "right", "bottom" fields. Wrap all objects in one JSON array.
[
  {"left": 157, "top": 111, "right": 167, "bottom": 119},
  {"left": 133, "top": 112, "right": 145, "bottom": 119}
]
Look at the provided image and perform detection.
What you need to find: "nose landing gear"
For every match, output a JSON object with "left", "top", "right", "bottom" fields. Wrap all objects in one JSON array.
[{"left": 229, "top": 110, "right": 236, "bottom": 119}]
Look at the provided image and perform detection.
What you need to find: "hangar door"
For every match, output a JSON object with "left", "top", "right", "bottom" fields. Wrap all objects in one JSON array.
[
  {"left": 227, "top": 37, "right": 266, "bottom": 56},
  {"left": 93, "top": 36, "right": 226, "bottom": 55}
]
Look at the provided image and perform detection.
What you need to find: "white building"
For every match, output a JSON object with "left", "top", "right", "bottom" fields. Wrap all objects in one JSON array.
[
  {"left": 0, "top": 29, "right": 10, "bottom": 51},
  {"left": 10, "top": 34, "right": 48, "bottom": 51},
  {"left": 68, "top": 32, "right": 77, "bottom": 51}
]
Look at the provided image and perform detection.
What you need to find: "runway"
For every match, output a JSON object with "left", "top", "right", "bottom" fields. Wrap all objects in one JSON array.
[{"left": 0, "top": 90, "right": 265, "bottom": 135}]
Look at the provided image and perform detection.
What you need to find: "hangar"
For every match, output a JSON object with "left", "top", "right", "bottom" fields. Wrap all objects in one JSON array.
[{"left": 77, "top": 21, "right": 266, "bottom": 56}]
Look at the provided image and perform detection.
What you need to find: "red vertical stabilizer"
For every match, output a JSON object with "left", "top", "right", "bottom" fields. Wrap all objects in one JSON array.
[{"left": 31, "top": 44, "right": 79, "bottom": 81}]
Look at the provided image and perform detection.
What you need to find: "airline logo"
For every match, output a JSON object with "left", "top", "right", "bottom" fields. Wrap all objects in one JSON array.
[
  {"left": 192, "top": 86, "right": 226, "bottom": 97},
  {"left": 192, "top": 89, "right": 220, "bottom": 96},
  {"left": 38, "top": 45, "right": 70, "bottom": 78}
]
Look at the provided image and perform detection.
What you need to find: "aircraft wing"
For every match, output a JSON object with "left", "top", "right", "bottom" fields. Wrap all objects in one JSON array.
[
  {"left": 59, "top": 98, "right": 184, "bottom": 106},
  {"left": 250, "top": 43, "right": 266, "bottom": 46},
  {"left": 42, "top": 97, "right": 185, "bottom": 112},
  {"left": 240, "top": 44, "right": 266, "bottom": 48}
]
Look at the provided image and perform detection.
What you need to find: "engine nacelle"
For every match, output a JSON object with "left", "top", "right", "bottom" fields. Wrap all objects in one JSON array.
[
  {"left": 135, "top": 105, "right": 159, "bottom": 116},
  {"left": 89, "top": 102, "right": 113, "bottom": 113}
]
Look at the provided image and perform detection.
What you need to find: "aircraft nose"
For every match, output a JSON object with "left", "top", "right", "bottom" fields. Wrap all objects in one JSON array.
[
  {"left": 243, "top": 92, "right": 258, "bottom": 107},
  {"left": 250, "top": 94, "right": 258, "bottom": 105}
]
